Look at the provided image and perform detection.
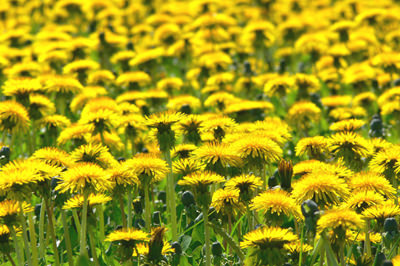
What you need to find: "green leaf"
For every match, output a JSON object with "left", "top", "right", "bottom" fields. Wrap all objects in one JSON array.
[{"left": 180, "top": 235, "right": 192, "bottom": 252}]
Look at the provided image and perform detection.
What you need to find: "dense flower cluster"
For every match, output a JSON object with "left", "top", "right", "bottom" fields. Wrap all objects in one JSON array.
[{"left": 0, "top": 0, "right": 400, "bottom": 265}]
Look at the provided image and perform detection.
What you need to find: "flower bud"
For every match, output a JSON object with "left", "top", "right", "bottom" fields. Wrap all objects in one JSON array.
[
  {"left": 384, "top": 217, "right": 398, "bottom": 235},
  {"left": 158, "top": 191, "right": 167, "bottom": 204},
  {"left": 171, "top": 241, "right": 182, "bottom": 255},
  {"left": 278, "top": 159, "right": 293, "bottom": 191},
  {"left": 182, "top": 191, "right": 195, "bottom": 207},
  {"left": 148, "top": 227, "right": 165, "bottom": 263},
  {"left": 211, "top": 241, "right": 223, "bottom": 257}
]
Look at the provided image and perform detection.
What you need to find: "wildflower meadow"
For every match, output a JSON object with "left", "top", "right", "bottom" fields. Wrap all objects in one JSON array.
[{"left": 1, "top": 0, "right": 400, "bottom": 265}]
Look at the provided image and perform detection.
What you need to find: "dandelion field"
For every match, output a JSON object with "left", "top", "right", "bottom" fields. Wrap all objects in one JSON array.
[{"left": 2, "top": 0, "right": 400, "bottom": 265}]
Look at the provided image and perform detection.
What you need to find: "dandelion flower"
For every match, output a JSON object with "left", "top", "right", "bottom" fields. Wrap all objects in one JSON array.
[
  {"left": 291, "top": 172, "right": 350, "bottom": 206},
  {"left": 55, "top": 162, "right": 112, "bottom": 194},
  {"left": 251, "top": 189, "right": 302, "bottom": 222},
  {"left": 0, "top": 100, "right": 30, "bottom": 133},
  {"left": 317, "top": 207, "right": 364, "bottom": 234},
  {"left": 63, "top": 193, "right": 112, "bottom": 210}
]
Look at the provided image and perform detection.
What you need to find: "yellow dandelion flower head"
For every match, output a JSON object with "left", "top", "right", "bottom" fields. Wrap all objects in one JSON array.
[
  {"left": 328, "top": 132, "right": 372, "bottom": 158},
  {"left": 353, "top": 92, "right": 377, "bottom": 107},
  {"left": 329, "top": 119, "right": 365, "bottom": 132},
  {"left": 211, "top": 188, "right": 241, "bottom": 214},
  {"left": 329, "top": 106, "right": 367, "bottom": 121},
  {"left": 193, "top": 142, "right": 242, "bottom": 168},
  {"left": 105, "top": 228, "right": 149, "bottom": 243},
  {"left": 172, "top": 158, "right": 205, "bottom": 176},
  {"left": 37, "top": 114, "right": 71, "bottom": 129},
  {"left": 292, "top": 172, "right": 350, "bottom": 206},
  {"left": 63, "top": 193, "right": 112, "bottom": 210},
  {"left": 223, "top": 100, "right": 274, "bottom": 115},
  {"left": 252, "top": 189, "right": 302, "bottom": 220},
  {"left": 284, "top": 241, "right": 313, "bottom": 254},
  {"left": 2, "top": 77, "right": 42, "bottom": 97},
  {"left": 345, "top": 191, "right": 385, "bottom": 212},
  {"left": 157, "top": 77, "right": 183, "bottom": 91},
  {"left": 204, "top": 92, "right": 238, "bottom": 109},
  {"left": 145, "top": 111, "right": 186, "bottom": 129},
  {"left": 225, "top": 174, "right": 262, "bottom": 197},
  {"left": 0, "top": 160, "right": 44, "bottom": 196},
  {"left": 0, "top": 100, "right": 30, "bottom": 132},
  {"left": 293, "top": 160, "right": 325, "bottom": 177},
  {"left": 294, "top": 73, "right": 320, "bottom": 93},
  {"left": 317, "top": 207, "right": 364, "bottom": 234},
  {"left": 111, "top": 50, "right": 136, "bottom": 64},
  {"left": 6, "top": 61, "right": 41, "bottom": 78},
  {"left": 0, "top": 200, "right": 33, "bottom": 225},
  {"left": 200, "top": 115, "right": 237, "bottom": 138},
  {"left": 378, "top": 86, "right": 400, "bottom": 106},
  {"left": 370, "top": 145, "right": 400, "bottom": 175},
  {"left": 370, "top": 138, "right": 391, "bottom": 154},
  {"left": 29, "top": 94, "right": 56, "bottom": 116},
  {"left": 63, "top": 59, "right": 100, "bottom": 74},
  {"left": 167, "top": 95, "right": 201, "bottom": 111},
  {"left": 321, "top": 95, "right": 352, "bottom": 108},
  {"left": 264, "top": 76, "right": 294, "bottom": 97},
  {"left": 55, "top": 162, "right": 112, "bottom": 194},
  {"left": 71, "top": 143, "right": 118, "bottom": 169},
  {"left": 57, "top": 123, "right": 93, "bottom": 146},
  {"left": 45, "top": 75, "right": 83, "bottom": 94},
  {"left": 232, "top": 134, "right": 282, "bottom": 164},
  {"left": 381, "top": 101, "right": 400, "bottom": 116},
  {"left": 178, "top": 171, "right": 225, "bottom": 191},
  {"left": 107, "top": 162, "right": 139, "bottom": 187},
  {"left": 198, "top": 51, "right": 232, "bottom": 70},
  {"left": 129, "top": 47, "right": 164, "bottom": 67},
  {"left": 362, "top": 203, "right": 400, "bottom": 222},
  {"left": 348, "top": 171, "right": 396, "bottom": 199},
  {"left": 125, "top": 154, "right": 169, "bottom": 184},
  {"left": 116, "top": 71, "right": 151, "bottom": 86},
  {"left": 288, "top": 101, "right": 321, "bottom": 124},
  {"left": 172, "top": 144, "right": 197, "bottom": 159},
  {"left": 133, "top": 242, "right": 175, "bottom": 257},
  {"left": 32, "top": 147, "right": 73, "bottom": 168},
  {"left": 88, "top": 70, "right": 115, "bottom": 85},
  {"left": 393, "top": 255, "right": 400, "bottom": 266},
  {"left": 79, "top": 108, "right": 120, "bottom": 131},
  {"left": 346, "top": 230, "right": 382, "bottom": 244},
  {"left": 81, "top": 97, "right": 119, "bottom": 115},
  {"left": 240, "top": 226, "right": 298, "bottom": 249},
  {"left": 295, "top": 136, "right": 328, "bottom": 158}
]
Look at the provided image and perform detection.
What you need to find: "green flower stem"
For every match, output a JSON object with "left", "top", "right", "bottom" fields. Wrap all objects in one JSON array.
[
  {"left": 97, "top": 204, "right": 105, "bottom": 241},
  {"left": 298, "top": 225, "right": 304, "bottom": 266},
  {"left": 144, "top": 183, "right": 151, "bottom": 232},
  {"left": 364, "top": 220, "right": 371, "bottom": 257},
  {"left": 61, "top": 210, "right": 74, "bottom": 266},
  {"left": 19, "top": 202, "right": 32, "bottom": 266},
  {"left": 127, "top": 189, "right": 133, "bottom": 228},
  {"left": 27, "top": 211, "right": 39, "bottom": 266},
  {"left": 6, "top": 252, "right": 16, "bottom": 266},
  {"left": 38, "top": 200, "right": 45, "bottom": 261},
  {"left": 202, "top": 205, "right": 211, "bottom": 266},
  {"left": 80, "top": 191, "right": 89, "bottom": 256},
  {"left": 10, "top": 225, "right": 23, "bottom": 266},
  {"left": 44, "top": 198, "right": 60, "bottom": 266},
  {"left": 164, "top": 149, "right": 177, "bottom": 241},
  {"left": 88, "top": 227, "right": 100, "bottom": 266},
  {"left": 118, "top": 194, "right": 127, "bottom": 228},
  {"left": 339, "top": 243, "right": 345, "bottom": 266},
  {"left": 72, "top": 210, "right": 81, "bottom": 240},
  {"left": 100, "top": 131, "right": 105, "bottom": 146}
]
